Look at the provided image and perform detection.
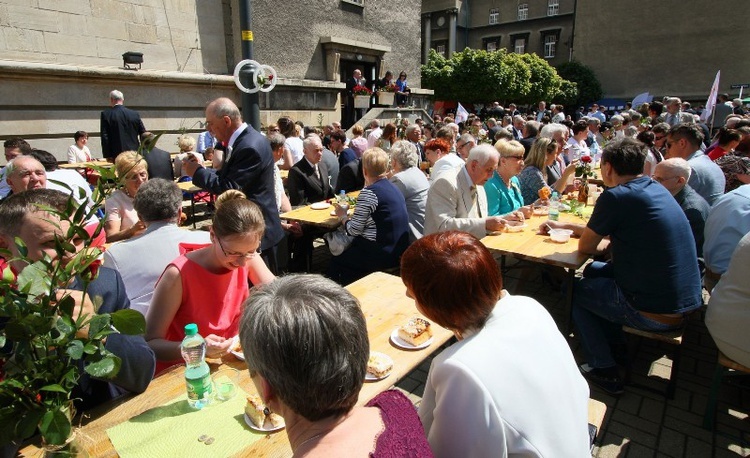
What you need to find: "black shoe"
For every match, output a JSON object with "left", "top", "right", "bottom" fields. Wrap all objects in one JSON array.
[{"left": 580, "top": 363, "right": 624, "bottom": 395}]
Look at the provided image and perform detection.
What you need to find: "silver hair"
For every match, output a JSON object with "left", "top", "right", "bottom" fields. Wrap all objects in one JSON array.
[
  {"left": 467, "top": 143, "right": 499, "bottom": 166},
  {"left": 405, "top": 124, "right": 420, "bottom": 136},
  {"left": 208, "top": 97, "right": 242, "bottom": 122},
  {"left": 239, "top": 274, "right": 369, "bottom": 422},
  {"left": 303, "top": 133, "right": 322, "bottom": 150},
  {"left": 133, "top": 178, "right": 183, "bottom": 222},
  {"left": 109, "top": 90, "right": 124, "bottom": 101},
  {"left": 390, "top": 140, "right": 418, "bottom": 169},
  {"left": 458, "top": 133, "right": 476, "bottom": 145},
  {"left": 6, "top": 156, "right": 43, "bottom": 178},
  {"left": 658, "top": 158, "right": 692, "bottom": 181},
  {"left": 267, "top": 132, "right": 286, "bottom": 150},
  {"left": 586, "top": 117, "right": 601, "bottom": 126},
  {"left": 539, "top": 123, "right": 567, "bottom": 139},
  {"left": 666, "top": 97, "right": 682, "bottom": 106}
]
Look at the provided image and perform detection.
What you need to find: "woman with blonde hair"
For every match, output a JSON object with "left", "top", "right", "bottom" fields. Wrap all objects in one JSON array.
[
  {"left": 104, "top": 151, "right": 148, "bottom": 242},
  {"left": 173, "top": 134, "right": 203, "bottom": 177},
  {"left": 329, "top": 147, "right": 409, "bottom": 284},
  {"left": 484, "top": 140, "right": 532, "bottom": 218},
  {"left": 146, "top": 189, "right": 275, "bottom": 374},
  {"left": 518, "top": 138, "right": 574, "bottom": 205},
  {"left": 350, "top": 124, "right": 368, "bottom": 158}
]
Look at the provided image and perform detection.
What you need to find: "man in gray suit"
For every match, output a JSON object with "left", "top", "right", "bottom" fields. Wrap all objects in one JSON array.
[
  {"left": 424, "top": 144, "right": 507, "bottom": 240},
  {"left": 102, "top": 178, "right": 210, "bottom": 316},
  {"left": 390, "top": 141, "right": 429, "bottom": 242}
]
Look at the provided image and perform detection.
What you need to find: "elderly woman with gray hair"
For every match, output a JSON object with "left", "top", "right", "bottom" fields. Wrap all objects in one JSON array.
[
  {"left": 389, "top": 140, "right": 430, "bottom": 242},
  {"left": 239, "top": 274, "right": 433, "bottom": 457}
]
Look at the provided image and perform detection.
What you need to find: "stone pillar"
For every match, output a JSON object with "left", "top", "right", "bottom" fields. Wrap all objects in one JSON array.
[
  {"left": 423, "top": 13, "right": 432, "bottom": 63},
  {"left": 447, "top": 8, "right": 458, "bottom": 56}
]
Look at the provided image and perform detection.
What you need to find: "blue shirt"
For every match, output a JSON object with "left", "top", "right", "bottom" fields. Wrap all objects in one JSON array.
[
  {"left": 703, "top": 184, "right": 750, "bottom": 273},
  {"left": 484, "top": 172, "right": 524, "bottom": 216},
  {"left": 587, "top": 176, "right": 702, "bottom": 313},
  {"left": 687, "top": 150, "right": 726, "bottom": 205}
]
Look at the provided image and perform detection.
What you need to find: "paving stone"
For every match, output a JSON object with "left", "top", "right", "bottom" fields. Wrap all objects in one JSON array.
[
  {"left": 662, "top": 415, "right": 714, "bottom": 443},
  {"left": 607, "top": 420, "right": 657, "bottom": 448},
  {"left": 395, "top": 376, "right": 421, "bottom": 394},
  {"left": 639, "top": 397, "right": 666, "bottom": 421},
  {"left": 617, "top": 392, "right": 643, "bottom": 415},
  {"left": 611, "top": 410, "right": 659, "bottom": 437},
  {"left": 666, "top": 405, "right": 705, "bottom": 427},
  {"left": 685, "top": 436, "right": 714, "bottom": 458},
  {"left": 623, "top": 441, "right": 656, "bottom": 457},
  {"left": 656, "top": 427, "right": 686, "bottom": 457}
]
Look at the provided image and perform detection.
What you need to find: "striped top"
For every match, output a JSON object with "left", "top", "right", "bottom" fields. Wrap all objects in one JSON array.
[{"left": 345, "top": 187, "right": 378, "bottom": 241}]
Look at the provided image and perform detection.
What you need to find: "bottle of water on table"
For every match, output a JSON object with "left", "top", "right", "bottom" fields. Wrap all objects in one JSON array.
[
  {"left": 181, "top": 323, "right": 213, "bottom": 409},
  {"left": 549, "top": 191, "right": 560, "bottom": 221}
]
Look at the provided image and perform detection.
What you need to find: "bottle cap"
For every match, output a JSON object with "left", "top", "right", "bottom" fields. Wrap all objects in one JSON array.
[{"left": 184, "top": 323, "right": 198, "bottom": 336}]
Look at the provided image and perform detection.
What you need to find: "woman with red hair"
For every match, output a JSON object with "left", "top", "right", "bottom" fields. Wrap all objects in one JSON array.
[{"left": 401, "top": 231, "right": 590, "bottom": 457}]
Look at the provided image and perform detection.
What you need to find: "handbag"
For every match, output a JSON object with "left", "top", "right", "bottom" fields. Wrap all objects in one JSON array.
[{"left": 324, "top": 225, "right": 355, "bottom": 256}]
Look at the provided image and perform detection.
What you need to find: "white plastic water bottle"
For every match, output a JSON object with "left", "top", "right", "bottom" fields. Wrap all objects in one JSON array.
[
  {"left": 336, "top": 189, "right": 347, "bottom": 204},
  {"left": 549, "top": 192, "right": 560, "bottom": 221},
  {"left": 181, "top": 323, "right": 213, "bottom": 409}
]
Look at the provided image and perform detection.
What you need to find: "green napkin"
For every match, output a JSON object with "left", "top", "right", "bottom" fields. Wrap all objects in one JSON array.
[{"left": 107, "top": 383, "right": 272, "bottom": 458}]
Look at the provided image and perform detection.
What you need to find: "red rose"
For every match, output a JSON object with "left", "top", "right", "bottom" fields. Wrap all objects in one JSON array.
[
  {"left": 268, "top": 74, "right": 273, "bottom": 81},
  {"left": 87, "top": 259, "right": 102, "bottom": 279},
  {"left": 580, "top": 155, "right": 592, "bottom": 163}
]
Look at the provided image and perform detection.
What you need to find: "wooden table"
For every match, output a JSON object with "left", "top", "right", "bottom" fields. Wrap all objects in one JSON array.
[
  {"left": 280, "top": 191, "right": 360, "bottom": 230},
  {"left": 481, "top": 212, "right": 590, "bottom": 332},
  {"left": 59, "top": 160, "right": 112, "bottom": 170},
  {"left": 21, "top": 272, "right": 450, "bottom": 457}
]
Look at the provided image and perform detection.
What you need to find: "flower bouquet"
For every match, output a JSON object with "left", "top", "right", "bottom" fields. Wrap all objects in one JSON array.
[
  {"left": 378, "top": 83, "right": 397, "bottom": 93},
  {"left": 352, "top": 85, "right": 372, "bottom": 96}
]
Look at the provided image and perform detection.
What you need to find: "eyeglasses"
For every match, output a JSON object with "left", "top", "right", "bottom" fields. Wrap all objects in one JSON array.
[{"left": 217, "top": 237, "right": 261, "bottom": 259}]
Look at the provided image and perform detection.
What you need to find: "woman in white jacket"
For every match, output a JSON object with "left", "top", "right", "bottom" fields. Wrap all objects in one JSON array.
[{"left": 401, "top": 231, "right": 591, "bottom": 458}]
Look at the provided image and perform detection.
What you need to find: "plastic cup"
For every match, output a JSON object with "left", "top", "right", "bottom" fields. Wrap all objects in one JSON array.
[{"left": 212, "top": 367, "right": 239, "bottom": 402}]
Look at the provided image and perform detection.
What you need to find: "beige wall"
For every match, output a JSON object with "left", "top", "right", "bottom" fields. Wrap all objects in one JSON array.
[{"left": 574, "top": 0, "right": 750, "bottom": 101}]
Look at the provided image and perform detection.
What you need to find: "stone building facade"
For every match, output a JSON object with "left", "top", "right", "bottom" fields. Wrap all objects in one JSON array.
[
  {"left": 0, "top": 0, "right": 428, "bottom": 161},
  {"left": 573, "top": 0, "right": 750, "bottom": 103},
  {"left": 421, "top": 0, "right": 574, "bottom": 67}
]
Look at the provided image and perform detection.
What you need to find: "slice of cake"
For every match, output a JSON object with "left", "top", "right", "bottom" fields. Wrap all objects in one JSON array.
[
  {"left": 367, "top": 352, "right": 393, "bottom": 378},
  {"left": 266, "top": 413, "right": 284, "bottom": 429},
  {"left": 398, "top": 317, "right": 433, "bottom": 346},
  {"left": 245, "top": 394, "right": 267, "bottom": 428}
]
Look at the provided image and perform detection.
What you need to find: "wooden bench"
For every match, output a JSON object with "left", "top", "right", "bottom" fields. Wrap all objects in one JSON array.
[
  {"left": 588, "top": 398, "right": 607, "bottom": 450},
  {"left": 622, "top": 325, "right": 685, "bottom": 399},
  {"left": 703, "top": 351, "right": 750, "bottom": 430}
]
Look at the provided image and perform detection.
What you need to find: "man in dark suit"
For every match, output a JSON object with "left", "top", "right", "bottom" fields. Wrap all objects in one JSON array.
[
  {"left": 181, "top": 97, "right": 284, "bottom": 274},
  {"left": 141, "top": 132, "right": 174, "bottom": 181},
  {"left": 288, "top": 134, "right": 333, "bottom": 205},
  {"left": 345, "top": 69, "right": 367, "bottom": 129},
  {"left": 286, "top": 134, "right": 334, "bottom": 271},
  {"left": 100, "top": 90, "right": 147, "bottom": 161},
  {"left": 336, "top": 157, "right": 365, "bottom": 193}
]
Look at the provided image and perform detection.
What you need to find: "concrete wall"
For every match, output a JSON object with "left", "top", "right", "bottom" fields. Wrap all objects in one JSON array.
[
  {"left": 0, "top": 0, "right": 428, "bottom": 162},
  {"left": 573, "top": 0, "right": 750, "bottom": 101}
]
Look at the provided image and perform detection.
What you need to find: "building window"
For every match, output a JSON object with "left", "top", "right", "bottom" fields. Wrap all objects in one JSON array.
[
  {"left": 487, "top": 42, "right": 497, "bottom": 52},
  {"left": 436, "top": 44, "right": 446, "bottom": 57},
  {"left": 342, "top": 0, "right": 364, "bottom": 6},
  {"left": 489, "top": 8, "right": 499, "bottom": 25},
  {"left": 514, "top": 38, "right": 525, "bottom": 54},
  {"left": 544, "top": 34, "right": 557, "bottom": 58},
  {"left": 547, "top": 0, "right": 559, "bottom": 16},
  {"left": 517, "top": 3, "right": 528, "bottom": 20}
]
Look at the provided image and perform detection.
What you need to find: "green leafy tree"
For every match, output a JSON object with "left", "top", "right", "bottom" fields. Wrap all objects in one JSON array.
[
  {"left": 421, "top": 48, "right": 573, "bottom": 105},
  {"left": 555, "top": 60, "right": 603, "bottom": 109}
]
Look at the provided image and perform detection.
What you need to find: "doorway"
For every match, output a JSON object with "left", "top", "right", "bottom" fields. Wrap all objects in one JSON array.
[{"left": 340, "top": 60, "right": 378, "bottom": 129}]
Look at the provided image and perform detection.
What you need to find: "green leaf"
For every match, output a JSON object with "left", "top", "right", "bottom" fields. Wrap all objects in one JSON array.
[
  {"left": 57, "top": 294, "right": 75, "bottom": 317},
  {"left": 40, "top": 384, "right": 68, "bottom": 393},
  {"left": 16, "top": 261, "right": 52, "bottom": 298},
  {"left": 0, "top": 335, "right": 5, "bottom": 348},
  {"left": 66, "top": 340, "right": 84, "bottom": 359},
  {"left": 13, "top": 237, "right": 28, "bottom": 257},
  {"left": 110, "top": 309, "right": 146, "bottom": 335},
  {"left": 84, "top": 355, "right": 121, "bottom": 379},
  {"left": 83, "top": 343, "right": 98, "bottom": 354},
  {"left": 15, "top": 409, "right": 45, "bottom": 441},
  {"left": 87, "top": 314, "right": 110, "bottom": 338},
  {"left": 2, "top": 265, "right": 14, "bottom": 283},
  {"left": 39, "top": 408, "right": 72, "bottom": 446}
]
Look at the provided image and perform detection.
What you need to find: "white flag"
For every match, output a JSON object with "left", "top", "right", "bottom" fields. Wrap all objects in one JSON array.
[
  {"left": 700, "top": 70, "right": 721, "bottom": 123},
  {"left": 631, "top": 92, "right": 651, "bottom": 109},
  {"left": 455, "top": 103, "right": 469, "bottom": 124}
]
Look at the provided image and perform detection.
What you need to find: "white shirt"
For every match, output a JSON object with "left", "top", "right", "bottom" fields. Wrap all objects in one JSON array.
[
  {"left": 225, "top": 123, "right": 248, "bottom": 163},
  {"left": 420, "top": 293, "right": 591, "bottom": 458},
  {"left": 430, "top": 153, "right": 465, "bottom": 182},
  {"left": 367, "top": 127, "right": 383, "bottom": 148}
]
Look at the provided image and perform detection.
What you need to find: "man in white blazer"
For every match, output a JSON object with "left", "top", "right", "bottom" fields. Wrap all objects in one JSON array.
[
  {"left": 103, "top": 178, "right": 210, "bottom": 317},
  {"left": 424, "top": 144, "right": 508, "bottom": 240}
]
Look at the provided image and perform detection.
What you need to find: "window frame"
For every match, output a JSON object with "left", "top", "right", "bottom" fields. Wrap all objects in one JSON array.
[
  {"left": 517, "top": 3, "right": 528, "bottom": 20},
  {"left": 543, "top": 34, "right": 557, "bottom": 58},
  {"left": 489, "top": 8, "right": 499, "bottom": 25},
  {"left": 547, "top": 0, "right": 559, "bottom": 16}
]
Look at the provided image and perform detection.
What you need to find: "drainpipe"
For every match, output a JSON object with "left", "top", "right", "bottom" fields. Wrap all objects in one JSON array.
[{"left": 238, "top": 0, "right": 260, "bottom": 130}]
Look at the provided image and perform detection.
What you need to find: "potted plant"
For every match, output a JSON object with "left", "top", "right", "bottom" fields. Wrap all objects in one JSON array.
[
  {"left": 0, "top": 149, "right": 150, "bottom": 456},
  {"left": 377, "top": 84, "right": 396, "bottom": 106},
  {"left": 352, "top": 85, "right": 372, "bottom": 109}
]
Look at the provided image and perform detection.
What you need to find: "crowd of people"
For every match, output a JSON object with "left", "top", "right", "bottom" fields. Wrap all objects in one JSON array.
[{"left": 2, "top": 88, "right": 750, "bottom": 456}]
